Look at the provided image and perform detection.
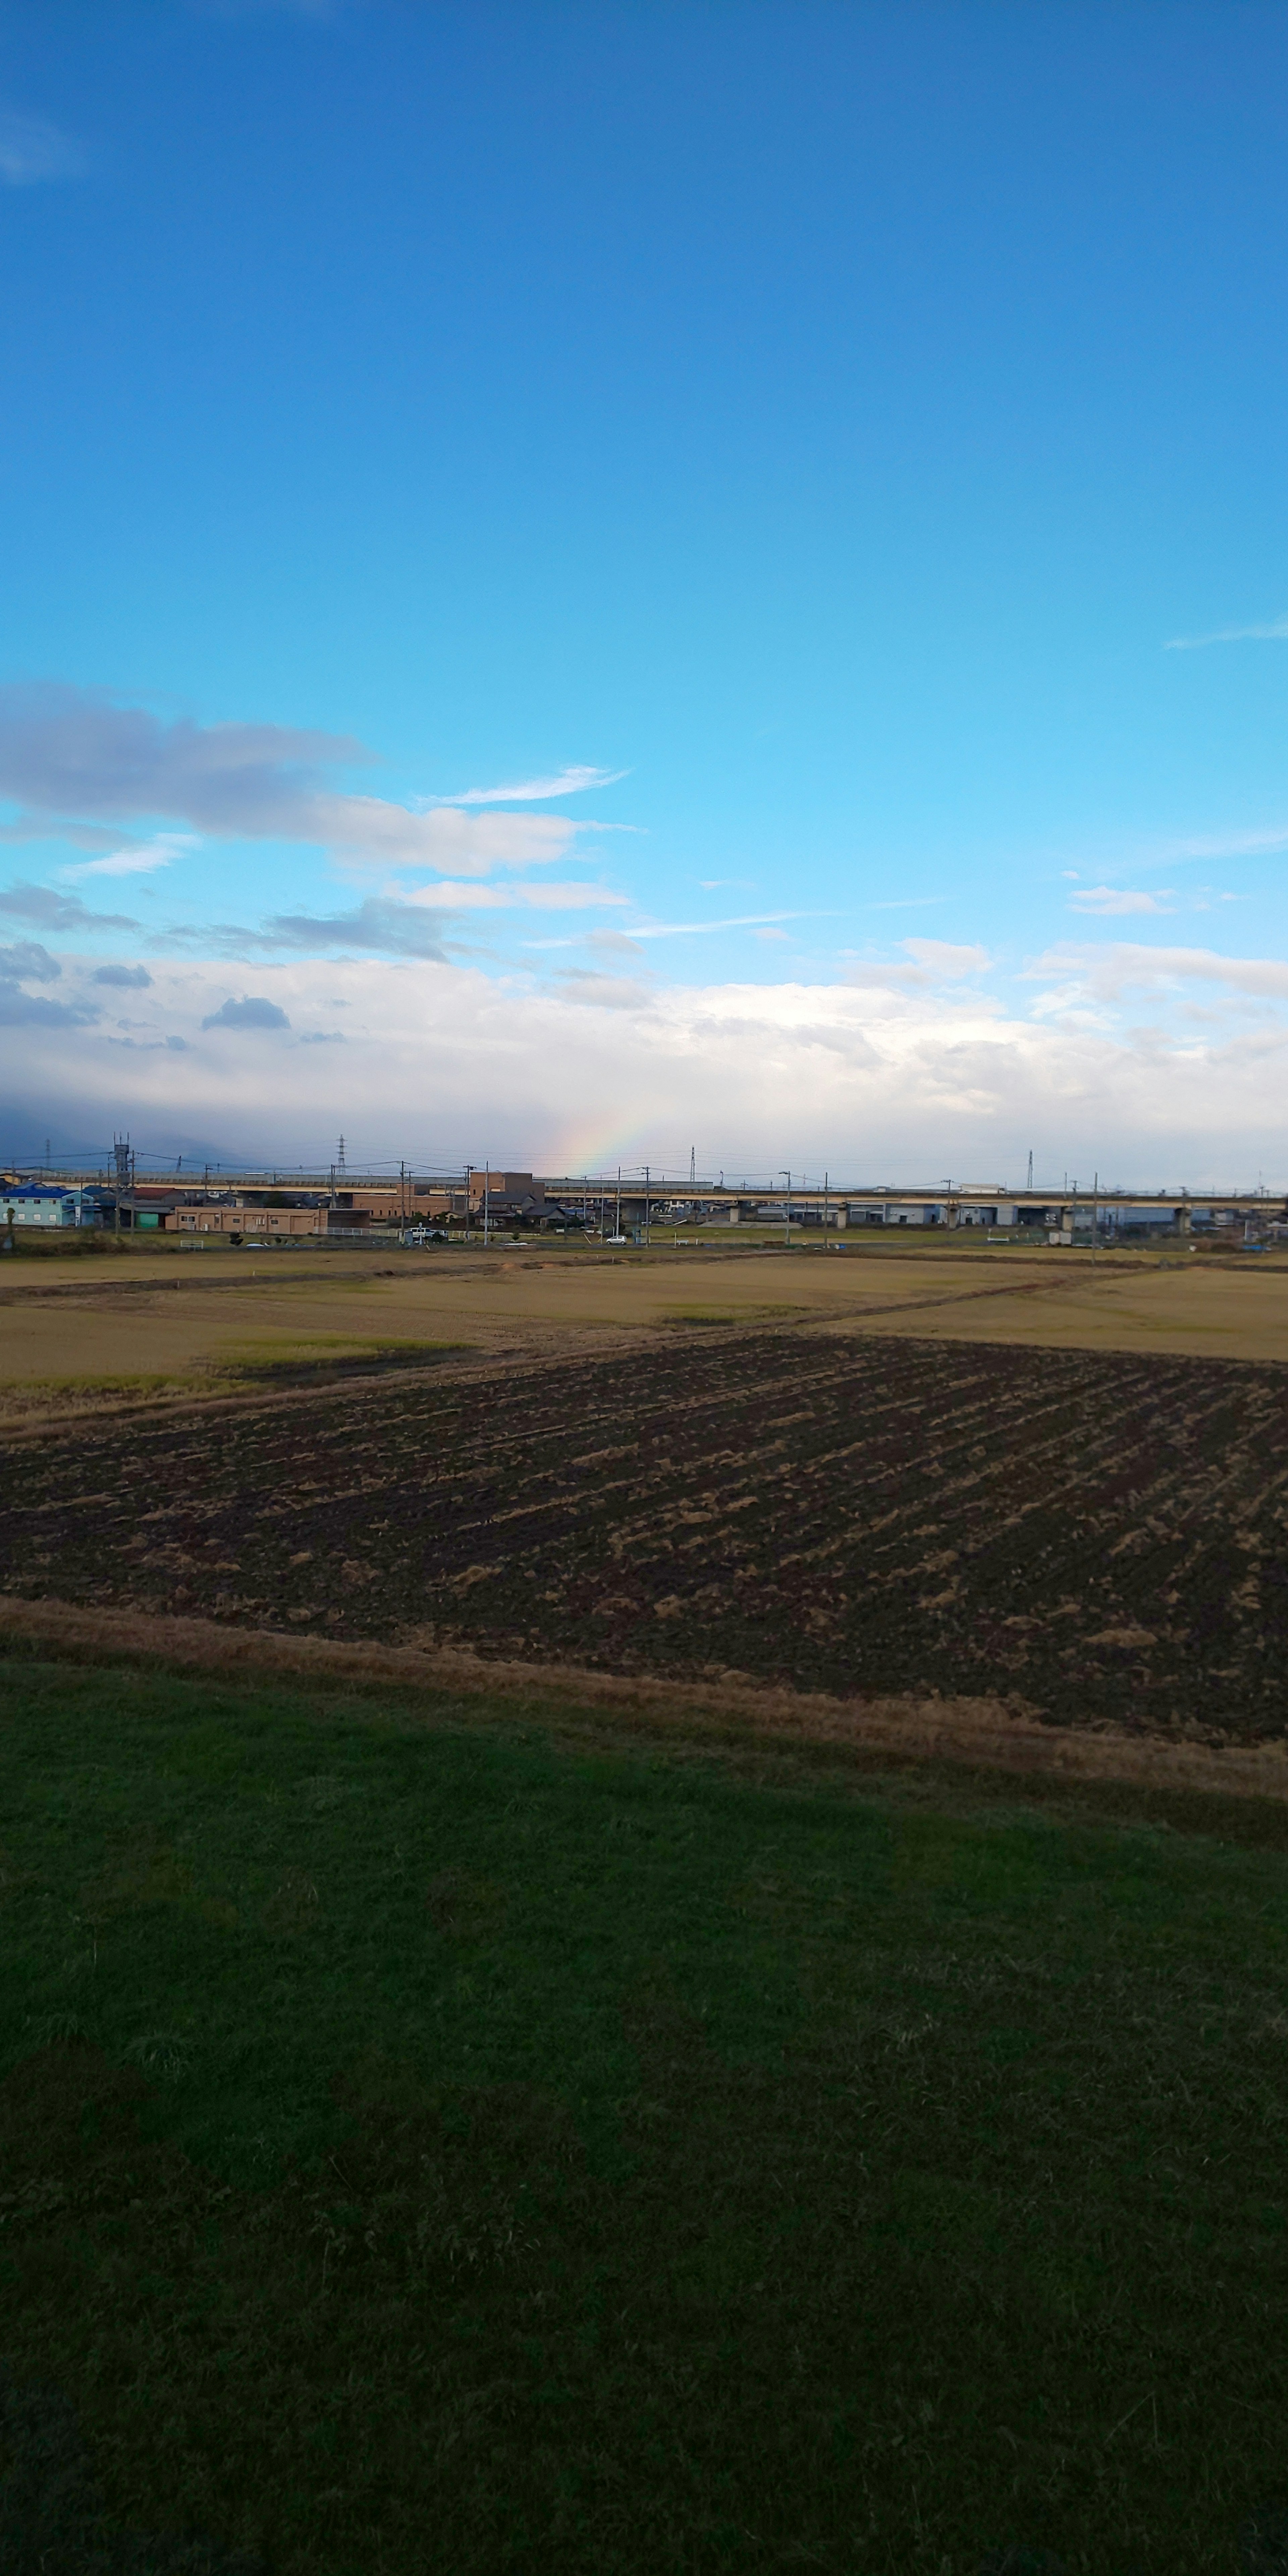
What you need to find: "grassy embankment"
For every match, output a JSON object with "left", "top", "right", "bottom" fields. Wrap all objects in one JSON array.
[{"left": 4, "top": 1648, "right": 1288, "bottom": 2575}]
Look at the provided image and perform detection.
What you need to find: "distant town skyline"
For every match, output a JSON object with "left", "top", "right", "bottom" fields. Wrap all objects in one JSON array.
[{"left": 2, "top": 1, "right": 1287, "bottom": 1180}]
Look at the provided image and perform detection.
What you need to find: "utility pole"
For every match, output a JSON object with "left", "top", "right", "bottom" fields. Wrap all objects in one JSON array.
[
  {"left": 465, "top": 1164, "right": 472, "bottom": 1242},
  {"left": 824, "top": 1168, "right": 830, "bottom": 1240},
  {"left": 690, "top": 1145, "right": 696, "bottom": 1190},
  {"left": 782, "top": 1170, "right": 791, "bottom": 1248},
  {"left": 1092, "top": 1169, "right": 1098, "bottom": 1271},
  {"left": 644, "top": 1165, "right": 651, "bottom": 1246},
  {"left": 484, "top": 1164, "right": 490, "bottom": 1246},
  {"left": 615, "top": 1166, "right": 621, "bottom": 1239},
  {"left": 1027, "top": 1149, "right": 1033, "bottom": 1192}
]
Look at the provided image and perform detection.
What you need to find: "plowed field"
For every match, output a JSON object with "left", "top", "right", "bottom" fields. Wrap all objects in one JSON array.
[{"left": 5, "top": 1328, "right": 1287, "bottom": 1739}]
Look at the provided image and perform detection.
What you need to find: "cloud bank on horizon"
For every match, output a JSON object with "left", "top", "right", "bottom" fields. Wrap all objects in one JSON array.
[
  {"left": 4, "top": 941, "right": 1288, "bottom": 1187},
  {"left": 2, "top": 673, "right": 1288, "bottom": 1182}
]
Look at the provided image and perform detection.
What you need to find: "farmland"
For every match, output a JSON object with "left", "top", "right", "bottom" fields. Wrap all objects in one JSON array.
[
  {"left": 4, "top": 1326, "right": 1287, "bottom": 1741},
  {"left": 5, "top": 1239, "right": 1288, "bottom": 1433},
  {"left": 7, "top": 1277, "right": 1288, "bottom": 2574}
]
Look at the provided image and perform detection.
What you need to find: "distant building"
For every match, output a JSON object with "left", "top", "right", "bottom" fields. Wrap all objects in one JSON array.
[
  {"left": 465, "top": 1171, "right": 548, "bottom": 1222},
  {"left": 2, "top": 1183, "right": 77, "bottom": 1227}
]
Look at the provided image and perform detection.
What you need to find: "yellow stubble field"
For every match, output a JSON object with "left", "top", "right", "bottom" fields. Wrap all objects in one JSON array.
[{"left": 2, "top": 1238, "right": 1287, "bottom": 1421}]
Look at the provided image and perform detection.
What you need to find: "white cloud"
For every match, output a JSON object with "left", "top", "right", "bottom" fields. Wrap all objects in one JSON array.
[
  {"left": 430, "top": 766, "right": 628, "bottom": 804},
  {"left": 586, "top": 929, "right": 646, "bottom": 959},
  {"left": 1068, "top": 886, "right": 1173, "bottom": 916},
  {"left": 551, "top": 969, "right": 652, "bottom": 1011},
  {"left": 66, "top": 834, "right": 198, "bottom": 879},
  {"left": 1165, "top": 615, "right": 1288, "bottom": 650},
  {"left": 620, "top": 910, "right": 816, "bottom": 942},
  {"left": 1026, "top": 943, "right": 1288, "bottom": 1002},
  {"left": 401, "top": 879, "right": 628, "bottom": 913},
  {"left": 0, "top": 684, "right": 593, "bottom": 879},
  {"left": 10, "top": 952, "right": 1288, "bottom": 1181},
  {"left": 314, "top": 795, "right": 579, "bottom": 875},
  {"left": 902, "top": 939, "right": 991, "bottom": 977},
  {"left": 515, "top": 882, "right": 629, "bottom": 912},
  {"left": 522, "top": 909, "right": 816, "bottom": 951}
]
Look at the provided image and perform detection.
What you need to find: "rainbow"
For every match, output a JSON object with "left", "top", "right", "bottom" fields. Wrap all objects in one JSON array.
[{"left": 546, "top": 1113, "right": 650, "bottom": 1178}]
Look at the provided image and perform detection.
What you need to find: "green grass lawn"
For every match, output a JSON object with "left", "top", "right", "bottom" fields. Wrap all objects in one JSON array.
[{"left": 4, "top": 1654, "right": 1288, "bottom": 2575}]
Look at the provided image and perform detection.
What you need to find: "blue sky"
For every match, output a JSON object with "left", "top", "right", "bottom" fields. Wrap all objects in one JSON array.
[{"left": 2, "top": 0, "right": 1287, "bottom": 1180}]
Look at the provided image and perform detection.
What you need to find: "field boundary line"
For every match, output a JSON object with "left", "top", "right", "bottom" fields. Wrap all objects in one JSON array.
[
  {"left": 3, "top": 1595, "right": 1288, "bottom": 1802},
  {"left": 783, "top": 1272, "right": 1087, "bottom": 1329}
]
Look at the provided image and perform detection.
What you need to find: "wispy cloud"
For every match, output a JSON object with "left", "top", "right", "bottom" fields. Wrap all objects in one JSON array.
[
  {"left": 902, "top": 938, "right": 991, "bottom": 977},
  {"left": 628, "top": 910, "right": 820, "bottom": 943},
  {"left": 1068, "top": 886, "right": 1173, "bottom": 916},
  {"left": 1027, "top": 943, "right": 1288, "bottom": 1001},
  {"left": 400, "top": 879, "right": 628, "bottom": 914},
  {"left": 216, "top": 898, "right": 456, "bottom": 960},
  {"left": 430, "top": 765, "right": 629, "bottom": 805},
  {"left": 1055, "top": 826, "right": 1288, "bottom": 881},
  {"left": 1165, "top": 615, "right": 1288, "bottom": 651},
  {"left": 521, "top": 910, "right": 819, "bottom": 951},
  {"left": 1167, "top": 826, "right": 1288, "bottom": 861},
  {"left": 66, "top": 833, "right": 197, "bottom": 879},
  {"left": 0, "top": 109, "right": 83, "bottom": 187}
]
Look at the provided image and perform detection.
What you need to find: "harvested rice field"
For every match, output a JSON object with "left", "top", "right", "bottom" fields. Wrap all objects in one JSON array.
[
  {"left": 4, "top": 1242, "right": 1288, "bottom": 1428},
  {"left": 5, "top": 1327, "right": 1287, "bottom": 1742}
]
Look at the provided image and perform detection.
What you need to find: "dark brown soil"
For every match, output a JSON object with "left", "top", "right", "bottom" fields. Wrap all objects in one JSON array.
[{"left": 4, "top": 1329, "right": 1287, "bottom": 1739}]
